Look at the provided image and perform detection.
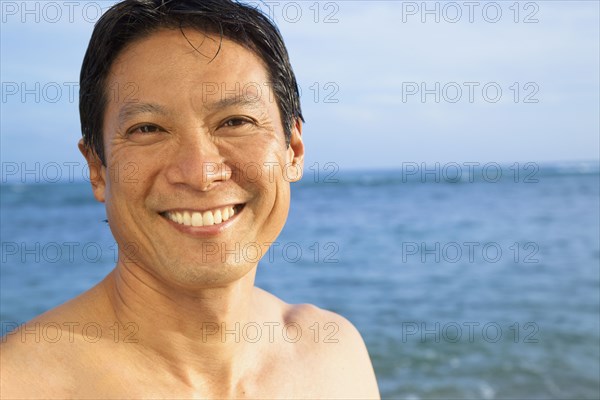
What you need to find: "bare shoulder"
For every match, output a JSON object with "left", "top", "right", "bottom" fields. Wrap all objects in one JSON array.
[
  {"left": 258, "top": 289, "right": 380, "bottom": 399},
  {"left": 0, "top": 315, "right": 81, "bottom": 399},
  {"left": 0, "top": 284, "right": 110, "bottom": 398}
]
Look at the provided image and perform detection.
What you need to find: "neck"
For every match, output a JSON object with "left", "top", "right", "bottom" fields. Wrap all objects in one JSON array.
[{"left": 100, "top": 258, "right": 259, "bottom": 391}]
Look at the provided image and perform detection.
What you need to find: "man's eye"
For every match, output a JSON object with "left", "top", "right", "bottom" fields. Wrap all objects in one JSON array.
[
  {"left": 128, "top": 124, "right": 162, "bottom": 135},
  {"left": 222, "top": 118, "right": 253, "bottom": 128}
]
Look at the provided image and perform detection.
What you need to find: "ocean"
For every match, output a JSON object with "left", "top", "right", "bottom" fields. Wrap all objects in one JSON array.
[{"left": 1, "top": 162, "right": 599, "bottom": 399}]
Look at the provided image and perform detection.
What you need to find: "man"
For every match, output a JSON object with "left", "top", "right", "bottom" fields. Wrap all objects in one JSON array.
[{"left": 0, "top": 1, "right": 380, "bottom": 398}]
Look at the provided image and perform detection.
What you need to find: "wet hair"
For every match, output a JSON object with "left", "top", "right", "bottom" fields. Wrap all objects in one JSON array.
[{"left": 79, "top": 0, "right": 303, "bottom": 164}]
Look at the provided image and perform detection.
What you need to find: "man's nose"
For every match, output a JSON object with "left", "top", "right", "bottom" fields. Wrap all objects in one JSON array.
[{"left": 165, "top": 133, "right": 231, "bottom": 191}]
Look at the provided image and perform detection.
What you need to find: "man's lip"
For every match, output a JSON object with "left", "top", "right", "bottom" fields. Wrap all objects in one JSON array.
[{"left": 159, "top": 203, "right": 245, "bottom": 235}]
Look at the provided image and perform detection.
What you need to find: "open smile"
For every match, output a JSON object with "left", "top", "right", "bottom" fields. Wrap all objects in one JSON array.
[{"left": 160, "top": 204, "right": 245, "bottom": 228}]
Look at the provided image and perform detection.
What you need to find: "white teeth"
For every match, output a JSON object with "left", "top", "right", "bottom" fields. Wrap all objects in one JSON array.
[
  {"left": 165, "top": 205, "right": 239, "bottom": 227},
  {"left": 183, "top": 211, "right": 191, "bottom": 226},
  {"left": 191, "top": 212, "right": 203, "bottom": 227},
  {"left": 214, "top": 209, "right": 222, "bottom": 224},
  {"left": 202, "top": 210, "right": 214, "bottom": 226}
]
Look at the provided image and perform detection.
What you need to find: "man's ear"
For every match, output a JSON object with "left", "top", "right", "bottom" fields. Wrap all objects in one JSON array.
[
  {"left": 286, "top": 118, "right": 305, "bottom": 182},
  {"left": 78, "top": 139, "right": 106, "bottom": 203}
]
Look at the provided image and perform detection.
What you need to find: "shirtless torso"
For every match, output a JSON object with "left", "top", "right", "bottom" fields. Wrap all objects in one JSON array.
[{"left": 1, "top": 273, "right": 380, "bottom": 399}]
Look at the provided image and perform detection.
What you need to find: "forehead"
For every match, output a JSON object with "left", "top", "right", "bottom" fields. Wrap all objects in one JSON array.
[{"left": 106, "top": 29, "right": 272, "bottom": 106}]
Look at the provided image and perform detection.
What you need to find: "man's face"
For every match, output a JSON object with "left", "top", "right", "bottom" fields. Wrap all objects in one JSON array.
[{"left": 81, "top": 29, "right": 304, "bottom": 289}]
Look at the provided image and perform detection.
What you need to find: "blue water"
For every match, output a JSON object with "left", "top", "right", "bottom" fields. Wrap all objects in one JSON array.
[{"left": 1, "top": 163, "right": 599, "bottom": 399}]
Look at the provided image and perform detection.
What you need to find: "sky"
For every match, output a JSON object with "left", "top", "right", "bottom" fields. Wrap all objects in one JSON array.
[{"left": 1, "top": 0, "right": 599, "bottom": 180}]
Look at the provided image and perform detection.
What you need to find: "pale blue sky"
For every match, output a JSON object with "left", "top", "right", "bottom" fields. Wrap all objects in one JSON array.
[{"left": 1, "top": 1, "right": 599, "bottom": 175}]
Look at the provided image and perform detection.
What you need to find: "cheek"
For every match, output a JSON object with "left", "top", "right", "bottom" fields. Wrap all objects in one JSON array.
[
  {"left": 103, "top": 151, "right": 156, "bottom": 212},
  {"left": 225, "top": 132, "right": 289, "bottom": 179}
]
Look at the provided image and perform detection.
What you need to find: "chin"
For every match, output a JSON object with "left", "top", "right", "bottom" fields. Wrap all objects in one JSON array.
[{"left": 158, "top": 259, "right": 256, "bottom": 290}]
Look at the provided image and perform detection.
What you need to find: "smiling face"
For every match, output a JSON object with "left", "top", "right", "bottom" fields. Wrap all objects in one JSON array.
[{"left": 80, "top": 29, "right": 304, "bottom": 289}]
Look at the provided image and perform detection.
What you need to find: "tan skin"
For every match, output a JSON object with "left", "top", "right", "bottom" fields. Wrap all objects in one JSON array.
[{"left": 0, "top": 29, "right": 380, "bottom": 399}]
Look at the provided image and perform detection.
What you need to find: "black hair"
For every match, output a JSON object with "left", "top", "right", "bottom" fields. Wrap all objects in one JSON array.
[{"left": 79, "top": 0, "right": 303, "bottom": 164}]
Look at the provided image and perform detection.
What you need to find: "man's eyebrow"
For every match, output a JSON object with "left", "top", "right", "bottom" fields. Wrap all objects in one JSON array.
[
  {"left": 117, "top": 98, "right": 267, "bottom": 125},
  {"left": 204, "top": 96, "right": 267, "bottom": 112},
  {"left": 118, "top": 102, "right": 168, "bottom": 125}
]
